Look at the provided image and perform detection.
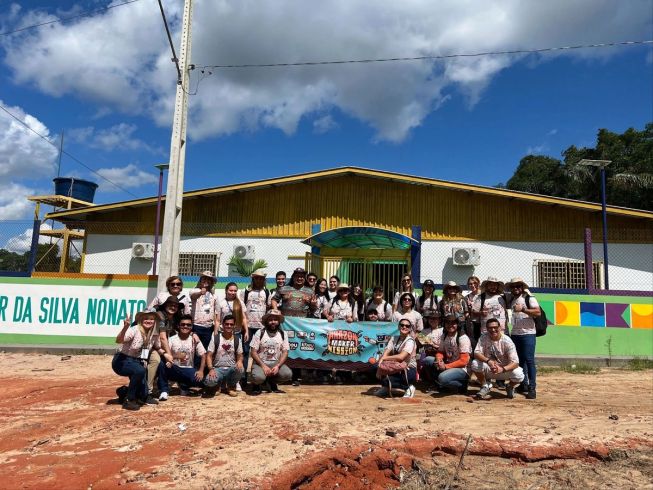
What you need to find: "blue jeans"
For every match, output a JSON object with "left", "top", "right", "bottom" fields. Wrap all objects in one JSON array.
[
  {"left": 380, "top": 367, "right": 417, "bottom": 390},
  {"left": 437, "top": 367, "right": 469, "bottom": 390},
  {"left": 193, "top": 324, "right": 213, "bottom": 349},
  {"left": 112, "top": 352, "right": 148, "bottom": 402},
  {"left": 204, "top": 366, "right": 244, "bottom": 389},
  {"left": 512, "top": 334, "right": 537, "bottom": 390},
  {"left": 157, "top": 363, "right": 204, "bottom": 393}
]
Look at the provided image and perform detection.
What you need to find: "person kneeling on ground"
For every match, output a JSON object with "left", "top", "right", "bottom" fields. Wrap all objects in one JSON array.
[
  {"left": 156, "top": 314, "right": 206, "bottom": 400},
  {"left": 204, "top": 314, "right": 244, "bottom": 397},
  {"left": 249, "top": 309, "right": 292, "bottom": 394},
  {"left": 375, "top": 319, "right": 417, "bottom": 398},
  {"left": 434, "top": 315, "right": 472, "bottom": 394},
  {"left": 113, "top": 310, "right": 163, "bottom": 410},
  {"left": 471, "top": 318, "right": 524, "bottom": 400}
]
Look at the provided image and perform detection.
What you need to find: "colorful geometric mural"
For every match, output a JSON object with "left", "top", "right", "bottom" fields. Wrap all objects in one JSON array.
[
  {"left": 631, "top": 304, "right": 653, "bottom": 329},
  {"left": 605, "top": 303, "right": 630, "bottom": 328},
  {"left": 555, "top": 301, "right": 580, "bottom": 327},
  {"left": 580, "top": 302, "right": 605, "bottom": 327}
]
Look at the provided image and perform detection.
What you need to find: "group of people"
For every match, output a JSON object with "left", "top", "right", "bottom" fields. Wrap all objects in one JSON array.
[{"left": 112, "top": 268, "right": 540, "bottom": 410}]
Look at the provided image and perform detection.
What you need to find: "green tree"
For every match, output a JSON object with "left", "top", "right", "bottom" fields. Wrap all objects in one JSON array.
[{"left": 506, "top": 155, "right": 566, "bottom": 196}]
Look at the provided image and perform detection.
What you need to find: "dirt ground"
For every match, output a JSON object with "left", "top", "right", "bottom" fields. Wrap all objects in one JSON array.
[{"left": 0, "top": 353, "right": 651, "bottom": 489}]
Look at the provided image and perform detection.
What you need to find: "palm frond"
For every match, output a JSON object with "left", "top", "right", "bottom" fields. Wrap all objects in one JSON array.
[{"left": 611, "top": 173, "right": 653, "bottom": 190}]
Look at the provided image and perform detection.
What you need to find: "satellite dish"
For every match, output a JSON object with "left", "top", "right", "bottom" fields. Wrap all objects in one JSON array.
[
  {"left": 454, "top": 248, "right": 470, "bottom": 265},
  {"left": 234, "top": 245, "right": 248, "bottom": 258},
  {"left": 133, "top": 244, "right": 145, "bottom": 257}
]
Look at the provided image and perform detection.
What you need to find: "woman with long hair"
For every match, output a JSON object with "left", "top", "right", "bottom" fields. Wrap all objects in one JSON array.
[
  {"left": 464, "top": 276, "right": 481, "bottom": 345},
  {"left": 417, "top": 279, "right": 438, "bottom": 316},
  {"left": 433, "top": 315, "right": 472, "bottom": 394},
  {"left": 218, "top": 282, "right": 249, "bottom": 342},
  {"left": 365, "top": 286, "right": 392, "bottom": 321},
  {"left": 375, "top": 319, "right": 417, "bottom": 398},
  {"left": 350, "top": 283, "right": 366, "bottom": 321},
  {"left": 392, "top": 292, "right": 423, "bottom": 333},
  {"left": 312, "top": 278, "right": 331, "bottom": 319},
  {"left": 393, "top": 273, "right": 416, "bottom": 313}
]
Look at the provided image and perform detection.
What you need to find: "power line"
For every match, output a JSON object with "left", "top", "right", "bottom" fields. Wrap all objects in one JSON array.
[
  {"left": 0, "top": 104, "right": 139, "bottom": 198},
  {"left": 198, "top": 39, "right": 653, "bottom": 69},
  {"left": 0, "top": 0, "right": 142, "bottom": 37},
  {"left": 156, "top": 0, "right": 182, "bottom": 83}
]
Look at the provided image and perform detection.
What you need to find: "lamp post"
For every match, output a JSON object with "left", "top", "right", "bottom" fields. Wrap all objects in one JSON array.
[
  {"left": 578, "top": 159, "right": 611, "bottom": 289},
  {"left": 153, "top": 163, "right": 170, "bottom": 276}
]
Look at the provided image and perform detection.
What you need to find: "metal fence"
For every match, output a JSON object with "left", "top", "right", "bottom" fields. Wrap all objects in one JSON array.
[{"left": 0, "top": 220, "right": 650, "bottom": 292}]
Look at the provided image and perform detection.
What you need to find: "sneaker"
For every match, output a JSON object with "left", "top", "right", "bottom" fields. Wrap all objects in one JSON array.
[
  {"left": 475, "top": 383, "right": 492, "bottom": 400},
  {"left": 526, "top": 389, "right": 537, "bottom": 400},
  {"left": 375, "top": 386, "right": 390, "bottom": 397},
  {"left": 145, "top": 395, "right": 159, "bottom": 405},
  {"left": 122, "top": 399, "right": 140, "bottom": 411},
  {"left": 515, "top": 383, "right": 528, "bottom": 394},
  {"left": 403, "top": 385, "right": 416, "bottom": 399},
  {"left": 159, "top": 391, "right": 169, "bottom": 401},
  {"left": 506, "top": 385, "right": 515, "bottom": 399},
  {"left": 251, "top": 384, "right": 262, "bottom": 396},
  {"left": 225, "top": 389, "right": 239, "bottom": 397},
  {"left": 235, "top": 382, "right": 243, "bottom": 392},
  {"left": 116, "top": 385, "right": 128, "bottom": 403},
  {"left": 292, "top": 380, "right": 300, "bottom": 387}
]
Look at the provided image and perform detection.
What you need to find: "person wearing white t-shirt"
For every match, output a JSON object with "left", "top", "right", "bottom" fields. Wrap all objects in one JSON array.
[
  {"left": 434, "top": 315, "right": 472, "bottom": 394},
  {"left": 392, "top": 293, "right": 423, "bottom": 333},
  {"left": 375, "top": 319, "right": 417, "bottom": 398},
  {"left": 506, "top": 277, "right": 541, "bottom": 400},
  {"left": 249, "top": 309, "right": 292, "bottom": 394},
  {"left": 471, "top": 318, "right": 525, "bottom": 400},
  {"left": 365, "top": 286, "right": 392, "bottom": 321},
  {"left": 205, "top": 314, "right": 244, "bottom": 397},
  {"left": 156, "top": 314, "right": 206, "bottom": 400}
]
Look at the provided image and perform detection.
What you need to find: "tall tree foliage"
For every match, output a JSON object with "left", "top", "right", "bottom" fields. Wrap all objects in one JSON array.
[{"left": 505, "top": 124, "right": 653, "bottom": 211}]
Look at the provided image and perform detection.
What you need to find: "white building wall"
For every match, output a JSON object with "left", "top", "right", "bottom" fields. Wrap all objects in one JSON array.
[{"left": 84, "top": 234, "right": 652, "bottom": 291}]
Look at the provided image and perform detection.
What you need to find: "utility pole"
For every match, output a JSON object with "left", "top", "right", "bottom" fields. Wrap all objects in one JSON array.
[{"left": 157, "top": 0, "right": 193, "bottom": 291}]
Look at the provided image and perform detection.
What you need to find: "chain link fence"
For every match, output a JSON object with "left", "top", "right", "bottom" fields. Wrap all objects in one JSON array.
[{"left": 1, "top": 220, "right": 650, "bottom": 291}]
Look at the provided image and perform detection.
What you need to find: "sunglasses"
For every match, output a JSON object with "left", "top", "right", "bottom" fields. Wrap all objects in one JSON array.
[
  {"left": 402, "top": 297, "right": 412, "bottom": 301},
  {"left": 399, "top": 323, "right": 411, "bottom": 328},
  {"left": 179, "top": 323, "right": 192, "bottom": 327},
  {"left": 170, "top": 282, "right": 182, "bottom": 287},
  {"left": 402, "top": 279, "right": 412, "bottom": 283}
]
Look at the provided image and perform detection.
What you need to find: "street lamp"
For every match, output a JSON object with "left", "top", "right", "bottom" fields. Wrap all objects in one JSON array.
[
  {"left": 153, "top": 163, "right": 170, "bottom": 276},
  {"left": 578, "top": 159, "right": 611, "bottom": 289}
]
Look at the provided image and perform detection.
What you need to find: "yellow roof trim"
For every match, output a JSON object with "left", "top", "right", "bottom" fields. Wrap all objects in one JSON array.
[{"left": 45, "top": 166, "right": 653, "bottom": 220}]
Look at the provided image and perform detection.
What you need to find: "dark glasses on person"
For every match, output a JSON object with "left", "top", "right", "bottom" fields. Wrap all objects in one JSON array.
[
  {"left": 170, "top": 282, "right": 182, "bottom": 287},
  {"left": 179, "top": 323, "right": 192, "bottom": 328},
  {"left": 399, "top": 323, "right": 411, "bottom": 329}
]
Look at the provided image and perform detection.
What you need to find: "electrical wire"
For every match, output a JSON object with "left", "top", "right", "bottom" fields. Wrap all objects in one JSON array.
[
  {"left": 0, "top": 0, "right": 143, "bottom": 37},
  {"left": 198, "top": 39, "right": 653, "bottom": 69},
  {"left": 0, "top": 104, "right": 139, "bottom": 198},
  {"left": 156, "top": 0, "right": 182, "bottom": 83}
]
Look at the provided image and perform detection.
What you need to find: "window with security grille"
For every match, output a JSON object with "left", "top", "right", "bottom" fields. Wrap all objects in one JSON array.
[
  {"left": 533, "top": 260, "right": 603, "bottom": 289},
  {"left": 178, "top": 253, "right": 219, "bottom": 276}
]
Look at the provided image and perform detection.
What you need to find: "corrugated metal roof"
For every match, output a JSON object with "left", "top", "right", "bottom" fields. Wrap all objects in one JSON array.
[{"left": 44, "top": 166, "right": 653, "bottom": 221}]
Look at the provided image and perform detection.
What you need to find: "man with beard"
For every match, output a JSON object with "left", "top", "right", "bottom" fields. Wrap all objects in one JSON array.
[{"left": 249, "top": 309, "right": 292, "bottom": 394}]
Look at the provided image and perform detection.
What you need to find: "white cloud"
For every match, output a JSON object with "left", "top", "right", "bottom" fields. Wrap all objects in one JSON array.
[
  {"left": 526, "top": 144, "right": 547, "bottom": 155},
  {"left": 547, "top": 129, "right": 558, "bottom": 136},
  {"left": 96, "top": 163, "right": 159, "bottom": 191},
  {"left": 69, "top": 123, "right": 162, "bottom": 153},
  {"left": 0, "top": 100, "right": 59, "bottom": 179},
  {"left": 2, "top": 1, "right": 650, "bottom": 142},
  {"left": 3, "top": 223, "right": 55, "bottom": 253},
  {"left": 0, "top": 182, "right": 39, "bottom": 219},
  {"left": 313, "top": 114, "right": 338, "bottom": 134}
]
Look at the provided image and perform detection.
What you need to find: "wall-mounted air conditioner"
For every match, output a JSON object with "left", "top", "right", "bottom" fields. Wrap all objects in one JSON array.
[{"left": 452, "top": 247, "right": 480, "bottom": 266}]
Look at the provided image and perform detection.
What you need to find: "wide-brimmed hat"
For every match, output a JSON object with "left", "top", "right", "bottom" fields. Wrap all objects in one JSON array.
[
  {"left": 506, "top": 277, "right": 529, "bottom": 289},
  {"left": 199, "top": 271, "right": 215, "bottom": 282},
  {"left": 442, "top": 281, "right": 462, "bottom": 293},
  {"left": 159, "top": 295, "right": 181, "bottom": 308},
  {"left": 262, "top": 309, "right": 285, "bottom": 325},
  {"left": 251, "top": 269, "right": 267, "bottom": 278},
  {"left": 480, "top": 276, "right": 505, "bottom": 292},
  {"left": 337, "top": 283, "right": 350, "bottom": 291},
  {"left": 135, "top": 308, "right": 159, "bottom": 324}
]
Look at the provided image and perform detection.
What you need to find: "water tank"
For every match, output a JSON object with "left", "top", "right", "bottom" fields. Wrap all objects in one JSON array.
[{"left": 53, "top": 177, "right": 98, "bottom": 203}]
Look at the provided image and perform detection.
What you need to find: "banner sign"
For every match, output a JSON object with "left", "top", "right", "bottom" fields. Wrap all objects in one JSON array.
[{"left": 282, "top": 317, "right": 400, "bottom": 371}]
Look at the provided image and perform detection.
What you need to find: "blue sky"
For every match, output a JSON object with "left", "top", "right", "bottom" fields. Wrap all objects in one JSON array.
[{"left": 0, "top": 0, "right": 651, "bottom": 230}]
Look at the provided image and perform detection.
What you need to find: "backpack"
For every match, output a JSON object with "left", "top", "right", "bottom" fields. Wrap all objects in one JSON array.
[
  {"left": 525, "top": 294, "right": 548, "bottom": 337},
  {"left": 213, "top": 332, "right": 240, "bottom": 353},
  {"left": 244, "top": 287, "right": 270, "bottom": 305}
]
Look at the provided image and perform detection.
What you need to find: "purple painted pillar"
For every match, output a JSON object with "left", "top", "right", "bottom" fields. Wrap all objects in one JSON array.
[
  {"left": 411, "top": 226, "right": 421, "bottom": 286},
  {"left": 583, "top": 228, "right": 594, "bottom": 291}
]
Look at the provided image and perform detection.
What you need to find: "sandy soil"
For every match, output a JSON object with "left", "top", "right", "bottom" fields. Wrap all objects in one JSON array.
[{"left": 0, "top": 353, "right": 651, "bottom": 489}]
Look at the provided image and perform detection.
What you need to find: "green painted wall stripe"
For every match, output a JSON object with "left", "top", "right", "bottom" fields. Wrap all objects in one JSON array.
[
  {"left": 537, "top": 326, "right": 653, "bottom": 357},
  {"left": 0, "top": 333, "right": 114, "bottom": 345}
]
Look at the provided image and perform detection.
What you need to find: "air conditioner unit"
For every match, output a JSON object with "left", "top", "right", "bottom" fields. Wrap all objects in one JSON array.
[
  {"left": 233, "top": 245, "right": 255, "bottom": 261},
  {"left": 132, "top": 242, "right": 154, "bottom": 259},
  {"left": 452, "top": 247, "right": 480, "bottom": 266}
]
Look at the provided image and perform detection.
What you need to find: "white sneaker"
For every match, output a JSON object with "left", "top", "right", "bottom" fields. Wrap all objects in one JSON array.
[
  {"left": 403, "top": 385, "right": 416, "bottom": 398},
  {"left": 235, "top": 382, "right": 242, "bottom": 392},
  {"left": 159, "top": 391, "right": 169, "bottom": 401}
]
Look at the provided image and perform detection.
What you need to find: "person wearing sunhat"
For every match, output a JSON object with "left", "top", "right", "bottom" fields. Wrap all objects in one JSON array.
[
  {"left": 249, "top": 309, "right": 292, "bottom": 394},
  {"left": 113, "top": 310, "right": 163, "bottom": 410},
  {"left": 506, "top": 277, "right": 541, "bottom": 399},
  {"left": 240, "top": 269, "right": 271, "bottom": 384},
  {"left": 189, "top": 271, "right": 218, "bottom": 352},
  {"left": 326, "top": 283, "right": 357, "bottom": 323},
  {"left": 471, "top": 277, "right": 508, "bottom": 336}
]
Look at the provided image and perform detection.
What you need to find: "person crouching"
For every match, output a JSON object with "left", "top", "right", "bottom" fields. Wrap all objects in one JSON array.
[
  {"left": 204, "top": 314, "right": 244, "bottom": 397},
  {"left": 249, "top": 309, "right": 292, "bottom": 394},
  {"left": 156, "top": 314, "right": 206, "bottom": 400},
  {"left": 113, "top": 310, "right": 162, "bottom": 410},
  {"left": 471, "top": 318, "right": 525, "bottom": 400}
]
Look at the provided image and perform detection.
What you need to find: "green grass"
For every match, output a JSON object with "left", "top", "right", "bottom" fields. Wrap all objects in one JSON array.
[
  {"left": 537, "top": 365, "right": 561, "bottom": 375},
  {"left": 558, "top": 361, "right": 600, "bottom": 374},
  {"left": 623, "top": 358, "right": 653, "bottom": 371}
]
